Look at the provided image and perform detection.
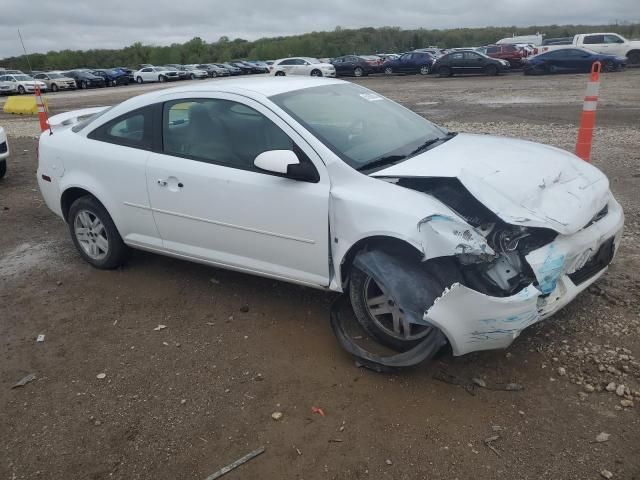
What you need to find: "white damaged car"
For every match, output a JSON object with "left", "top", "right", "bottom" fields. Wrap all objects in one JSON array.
[{"left": 36, "top": 78, "right": 623, "bottom": 358}]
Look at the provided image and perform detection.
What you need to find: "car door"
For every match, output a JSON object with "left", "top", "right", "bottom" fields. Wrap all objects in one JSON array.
[
  {"left": 277, "top": 59, "right": 296, "bottom": 75},
  {"left": 603, "top": 34, "right": 626, "bottom": 57},
  {"left": 447, "top": 52, "right": 465, "bottom": 72},
  {"left": 332, "top": 57, "right": 345, "bottom": 75},
  {"left": 463, "top": 52, "right": 486, "bottom": 73},
  {"left": 582, "top": 35, "right": 606, "bottom": 54},
  {"left": 145, "top": 93, "right": 331, "bottom": 287},
  {"left": 141, "top": 68, "right": 153, "bottom": 82},
  {"left": 293, "top": 59, "right": 310, "bottom": 75}
]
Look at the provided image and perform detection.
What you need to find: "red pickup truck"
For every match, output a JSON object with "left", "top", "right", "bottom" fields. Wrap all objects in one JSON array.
[{"left": 484, "top": 44, "right": 526, "bottom": 67}]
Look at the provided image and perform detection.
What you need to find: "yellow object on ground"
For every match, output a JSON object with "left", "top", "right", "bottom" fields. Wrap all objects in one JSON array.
[{"left": 3, "top": 96, "right": 49, "bottom": 115}]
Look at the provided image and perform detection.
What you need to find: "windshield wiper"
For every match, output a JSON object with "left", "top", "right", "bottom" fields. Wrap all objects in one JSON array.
[
  {"left": 356, "top": 154, "right": 406, "bottom": 172},
  {"left": 408, "top": 132, "right": 457, "bottom": 158}
]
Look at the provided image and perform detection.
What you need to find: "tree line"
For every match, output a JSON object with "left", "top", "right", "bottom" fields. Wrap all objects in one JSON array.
[{"left": 1, "top": 23, "right": 639, "bottom": 71}]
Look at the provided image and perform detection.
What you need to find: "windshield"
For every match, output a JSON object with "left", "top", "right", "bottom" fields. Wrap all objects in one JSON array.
[
  {"left": 271, "top": 83, "right": 447, "bottom": 171},
  {"left": 15, "top": 75, "right": 33, "bottom": 81}
]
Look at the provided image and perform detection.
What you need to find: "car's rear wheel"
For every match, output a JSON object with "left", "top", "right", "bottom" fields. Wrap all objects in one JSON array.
[
  {"left": 310, "top": 69, "right": 322, "bottom": 77},
  {"left": 419, "top": 65, "right": 430, "bottom": 75},
  {"left": 384, "top": 66, "right": 393, "bottom": 75},
  {"left": 51, "top": 83, "right": 59, "bottom": 92},
  {"left": 438, "top": 66, "right": 451, "bottom": 78},
  {"left": 627, "top": 51, "right": 640, "bottom": 65},
  {"left": 485, "top": 64, "right": 498, "bottom": 76},
  {"left": 18, "top": 85, "right": 26, "bottom": 94},
  {"left": 68, "top": 196, "right": 128, "bottom": 269},
  {"left": 111, "top": 79, "right": 117, "bottom": 87},
  {"left": 275, "top": 71, "right": 285, "bottom": 76},
  {"left": 349, "top": 266, "right": 441, "bottom": 351},
  {"left": 354, "top": 67, "right": 364, "bottom": 77},
  {"left": 603, "top": 60, "right": 616, "bottom": 72},
  {"left": 136, "top": 76, "right": 143, "bottom": 84}
]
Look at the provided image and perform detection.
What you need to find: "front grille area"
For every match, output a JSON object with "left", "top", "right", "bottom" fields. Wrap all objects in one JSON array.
[
  {"left": 568, "top": 237, "right": 615, "bottom": 285},
  {"left": 0, "top": 141, "right": 7, "bottom": 154}
]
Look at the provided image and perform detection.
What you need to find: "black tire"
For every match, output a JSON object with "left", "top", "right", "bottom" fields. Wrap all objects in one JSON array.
[
  {"left": 603, "top": 60, "right": 616, "bottom": 72},
  {"left": 80, "top": 81, "right": 87, "bottom": 89},
  {"left": 18, "top": 85, "right": 26, "bottom": 94},
  {"left": 136, "top": 76, "right": 143, "bottom": 84},
  {"left": 158, "top": 75, "right": 166, "bottom": 83},
  {"left": 354, "top": 67, "right": 364, "bottom": 77},
  {"left": 190, "top": 73, "right": 196, "bottom": 80},
  {"left": 419, "top": 65, "right": 430, "bottom": 75},
  {"left": 0, "top": 160, "right": 6, "bottom": 179},
  {"left": 485, "top": 64, "right": 498, "bottom": 76},
  {"left": 627, "top": 50, "right": 640, "bottom": 65},
  {"left": 67, "top": 196, "right": 128, "bottom": 269},
  {"left": 275, "top": 71, "right": 285, "bottom": 76},
  {"left": 310, "top": 69, "right": 322, "bottom": 77},
  {"left": 212, "top": 71, "right": 217, "bottom": 78},
  {"left": 51, "top": 83, "right": 59, "bottom": 92},
  {"left": 384, "top": 66, "right": 393, "bottom": 75},
  {"left": 438, "top": 66, "right": 451, "bottom": 78},
  {"left": 348, "top": 265, "right": 443, "bottom": 352}
]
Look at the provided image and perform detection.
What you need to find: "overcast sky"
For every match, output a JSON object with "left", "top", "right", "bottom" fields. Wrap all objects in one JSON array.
[{"left": 1, "top": 0, "right": 637, "bottom": 58}]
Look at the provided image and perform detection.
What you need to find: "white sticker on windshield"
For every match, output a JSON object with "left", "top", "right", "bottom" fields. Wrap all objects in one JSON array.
[{"left": 359, "top": 93, "right": 383, "bottom": 102}]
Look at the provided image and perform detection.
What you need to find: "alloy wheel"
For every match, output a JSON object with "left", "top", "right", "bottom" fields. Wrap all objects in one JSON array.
[{"left": 74, "top": 209, "right": 109, "bottom": 261}]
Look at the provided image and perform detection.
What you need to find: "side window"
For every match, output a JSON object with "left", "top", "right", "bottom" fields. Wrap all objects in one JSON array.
[
  {"left": 464, "top": 52, "right": 482, "bottom": 60},
  {"left": 583, "top": 35, "right": 604, "bottom": 45},
  {"left": 279, "top": 59, "right": 293, "bottom": 66},
  {"left": 88, "top": 106, "right": 153, "bottom": 150},
  {"left": 142, "top": 68, "right": 151, "bottom": 72},
  {"left": 486, "top": 46, "right": 499, "bottom": 54},
  {"left": 450, "top": 52, "right": 464, "bottom": 60},
  {"left": 162, "top": 98, "right": 299, "bottom": 173},
  {"left": 604, "top": 34, "right": 623, "bottom": 44}
]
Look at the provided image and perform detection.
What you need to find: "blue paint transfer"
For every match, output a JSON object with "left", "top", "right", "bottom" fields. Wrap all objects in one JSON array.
[{"left": 536, "top": 244, "right": 566, "bottom": 294}]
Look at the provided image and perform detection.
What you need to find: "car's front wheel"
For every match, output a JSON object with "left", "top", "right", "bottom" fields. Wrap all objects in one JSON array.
[
  {"left": 349, "top": 266, "right": 439, "bottom": 351},
  {"left": 17, "top": 85, "right": 26, "bottom": 94},
  {"left": 603, "top": 60, "right": 616, "bottom": 72},
  {"left": 80, "top": 80, "right": 87, "bottom": 89},
  {"left": 136, "top": 76, "right": 143, "bottom": 84},
  {"left": 419, "top": 65, "right": 430, "bottom": 75},
  {"left": 0, "top": 160, "right": 6, "bottom": 179},
  {"left": 158, "top": 75, "right": 166, "bottom": 83},
  {"left": 275, "top": 71, "right": 285, "bottom": 76},
  {"left": 68, "top": 196, "right": 128, "bottom": 269},
  {"left": 51, "top": 83, "right": 59, "bottom": 92},
  {"left": 310, "top": 69, "right": 322, "bottom": 77},
  {"left": 354, "top": 67, "right": 364, "bottom": 77},
  {"left": 190, "top": 73, "right": 196, "bottom": 80},
  {"left": 485, "top": 64, "right": 498, "bottom": 76},
  {"left": 437, "top": 66, "right": 451, "bottom": 78}
]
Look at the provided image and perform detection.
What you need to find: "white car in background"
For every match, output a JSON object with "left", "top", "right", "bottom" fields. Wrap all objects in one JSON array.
[
  {"left": 133, "top": 66, "right": 180, "bottom": 84},
  {"left": 270, "top": 57, "right": 336, "bottom": 77},
  {"left": 0, "top": 74, "right": 47, "bottom": 94},
  {"left": 0, "top": 126, "right": 8, "bottom": 178},
  {"left": 36, "top": 78, "right": 622, "bottom": 359},
  {"left": 183, "top": 65, "right": 209, "bottom": 79}
]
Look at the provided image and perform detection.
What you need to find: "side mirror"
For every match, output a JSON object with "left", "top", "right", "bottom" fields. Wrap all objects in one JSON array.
[{"left": 254, "top": 150, "right": 319, "bottom": 183}]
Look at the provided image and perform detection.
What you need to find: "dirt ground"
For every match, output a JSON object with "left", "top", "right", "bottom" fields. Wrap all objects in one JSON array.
[{"left": 1, "top": 70, "right": 639, "bottom": 480}]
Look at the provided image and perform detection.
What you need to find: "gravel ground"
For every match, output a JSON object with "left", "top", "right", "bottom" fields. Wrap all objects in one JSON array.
[{"left": 1, "top": 70, "right": 639, "bottom": 480}]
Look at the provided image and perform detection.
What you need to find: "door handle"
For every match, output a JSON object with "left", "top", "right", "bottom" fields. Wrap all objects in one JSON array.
[{"left": 157, "top": 179, "right": 168, "bottom": 187}]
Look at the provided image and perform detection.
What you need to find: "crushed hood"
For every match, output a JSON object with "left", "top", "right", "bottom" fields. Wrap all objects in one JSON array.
[{"left": 372, "top": 133, "right": 610, "bottom": 235}]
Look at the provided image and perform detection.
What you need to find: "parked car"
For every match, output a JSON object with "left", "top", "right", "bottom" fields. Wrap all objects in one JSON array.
[
  {"left": 230, "top": 61, "right": 263, "bottom": 74},
  {"left": 270, "top": 57, "right": 336, "bottom": 77},
  {"left": 65, "top": 70, "right": 106, "bottom": 89},
  {"left": 0, "top": 69, "right": 25, "bottom": 75},
  {"left": 183, "top": 65, "right": 209, "bottom": 79},
  {"left": 164, "top": 65, "right": 190, "bottom": 80},
  {"left": 0, "top": 77, "right": 18, "bottom": 95},
  {"left": 382, "top": 52, "right": 435, "bottom": 75},
  {"left": 332, "top": 55, "right": 376, "bottom": 77},
  {"left": 133, "top": 66, "right": 180, "bottom": 83},
  {"left": 484, "top": 44, "right": 526, "bottom": 67},
  {"left": 218, "top": 63, "right": 242, "bottom": 75},
  {"left": 92, "top": 69, "right": 131, "bottom": 86},
  {"left": 0, "top": 74, "right": 47, "bottom": 94},
  {"left": 33, "top": 72, "right": 77, "bottom": 92},
  {"left": 195, "top": 64, "right": 230, "bottom": 78},
  {"left": 433, "top": 50, "right": 510, "bottom": 77},
  {"left": 532, "top": 33, "right": 640, "bottom": 65},
  {"left": 523, "top": 48, "right": 626, "bottom": 75},
  {"left": 37, "top": 78, "right": 623, "bottom": 358},
  {"left": 0, "top": 125, "right": 8, "bottom": 179},
  {"left": 246, "top": 61, "right": 270, "bottom": 73},
  {"left": 112, "top": 67, "right": 136, "bottom": 84}
]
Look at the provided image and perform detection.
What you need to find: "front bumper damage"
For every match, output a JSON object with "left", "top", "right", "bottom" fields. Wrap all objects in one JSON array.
[{"left": 425, "top": 196, "right": 624, "bottom": 356}]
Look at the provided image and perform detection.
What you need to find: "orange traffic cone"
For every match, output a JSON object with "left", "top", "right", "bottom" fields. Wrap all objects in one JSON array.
[
  {"left": 34, "top": 85, "right": 50, "bottom": 133},
  {"left": 575, "top": 61, "right": 602, "bottom": 162}
]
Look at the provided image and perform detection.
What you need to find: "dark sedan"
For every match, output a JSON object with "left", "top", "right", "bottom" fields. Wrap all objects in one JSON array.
[
  {"left": 382, "top": 52, "right": 435, "bottom": 75},
  {"left": 65, "top": 70, "right": 106, "bottom": 89},
  {"left": 92, "top": 69, "right": 131, "bottom": 86},
  {"left": 332, "top": 55, "right": 376, "bottom": 77},
  {"left": 217, "top": 63, "right": 242, "bottom": 75},
  {"left": 523, "top": 48, "right": 626, "bottom": 75},
  {"left": 432, "top": 50, "right": 510, "bottom": 77}
]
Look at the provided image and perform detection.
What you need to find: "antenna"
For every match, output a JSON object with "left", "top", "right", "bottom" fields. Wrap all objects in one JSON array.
[{"left": 17, "top": 29, "right": 34, "bottom": 73}]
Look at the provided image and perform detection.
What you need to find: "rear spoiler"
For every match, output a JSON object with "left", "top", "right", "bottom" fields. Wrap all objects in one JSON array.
[{"left": 47, "top": 106, "right": 111, "bottom": 130}]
